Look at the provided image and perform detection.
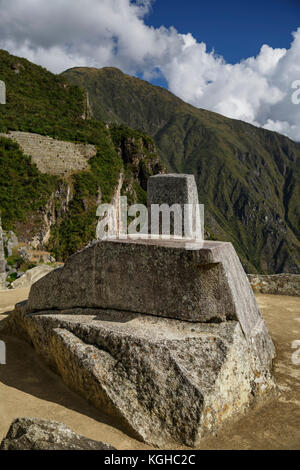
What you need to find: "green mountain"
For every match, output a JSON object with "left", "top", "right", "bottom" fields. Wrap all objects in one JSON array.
[
  {"left": 62, "top": 67, "right": 300, "bottom": 274},
  {"left": 0, "top": 50, "right": 163, "bottom": 260}
]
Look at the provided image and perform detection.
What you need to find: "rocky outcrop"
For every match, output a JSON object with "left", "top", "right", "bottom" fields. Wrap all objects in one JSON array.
[
  {"left": 11, "top": 265, "right": 54, "bottom": 289},
  {"left": 4, "top": 238, "right": 276, "bottom": 447},
  {"left": 112, "top": 130, "right": 165, "bottom": 205},
  {"left": 0, "top": 418, "right": 115, "bottom": 450},
  {"left": 2, "top": 230, "right": 18, "bottom": 257},
  {"left": 31, "top": 184, "right": 72, "bottom": 248},
  {"left": 0, "top": 132, "right": 96, "bottom": 176},
  {"left": 5, "top": 301, "right": 276, "bottom": 448},
  {"left": 96, "top": 173, "right": 124, "bottom": 239},
  {"left": 248, "top": 274, "right": 300, "bottom": 297},
  {"left": 63, "top": 66, "right": 300, "bottom": 275},
  {"left": 26, "top": 239, "right": 275, "bottom": 368},
  {"left": 16, "top": 181, "right": 73, "bottom": 250}
]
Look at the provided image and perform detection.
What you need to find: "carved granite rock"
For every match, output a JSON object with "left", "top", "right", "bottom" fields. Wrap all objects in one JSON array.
[
  {"left": 3, "top": 238, "right": 276, "bottom": 447},
  {"left": 26, "top": 239, "right": 275, "bottom": 369},
  {"left": 4, "top": 300, "right": 276, "bottom": 447},
  {"left": 0, "top": 418, "right": 115, "bottom": 450},
  {"left": 147, "top": 174, "right": 202, "bottom": 238}
]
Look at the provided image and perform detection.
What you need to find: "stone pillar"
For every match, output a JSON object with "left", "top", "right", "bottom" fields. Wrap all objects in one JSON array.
[
  {"left": 0, "top": 216, "right": 6, "bottom": 290},
  {"left": 147, "top": 174, "right": 204, "bottom": 240}
]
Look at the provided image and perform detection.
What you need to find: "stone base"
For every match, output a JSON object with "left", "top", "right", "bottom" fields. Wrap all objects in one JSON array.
[
  {"left": 3, "top": 302, "right": 276, "bottom": 448},
  {"left": 2, "top": 238, "right": 277, "bottom": 447},
  {"left": 26, "top": 239, "right": 276, "bottom": 370}
]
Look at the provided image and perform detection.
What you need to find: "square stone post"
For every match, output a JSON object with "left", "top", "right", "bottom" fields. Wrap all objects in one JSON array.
[{"left": 147, "top": 174, "right": 203, "bottom": 240}]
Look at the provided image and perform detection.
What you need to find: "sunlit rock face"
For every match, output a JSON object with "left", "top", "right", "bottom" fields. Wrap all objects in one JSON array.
[
  {"left": 4, "top": 237, "right": 276, "bottom": 447},
  {"left": 2, "top": 174, "right": 276, "bottom": 447}
]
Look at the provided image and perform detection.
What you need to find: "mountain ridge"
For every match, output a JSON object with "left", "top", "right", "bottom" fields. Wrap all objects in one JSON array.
[
  {"left": 62, "top": 66, "right": 300, "bottom": 274},
  {"left": 0, "top": 49, "right": 163, "bottom": 261}
]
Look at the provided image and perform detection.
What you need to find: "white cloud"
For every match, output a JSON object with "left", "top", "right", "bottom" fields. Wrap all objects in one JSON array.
[{"left": 0, "top": 0, "right": 299, "bottom": 141}]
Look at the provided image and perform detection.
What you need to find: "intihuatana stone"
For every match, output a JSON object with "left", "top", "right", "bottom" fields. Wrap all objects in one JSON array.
[
  {"left": 148, "top": 174, "right": 199, "bottom": 208},
  {"left": 3, "top": 173, "right": 276, "bottom": 447},
  {"left": 147, "top": 174, "right": 202, "bottom": 239},
  {"left": 3, "top": 237, "right": 276, "bottom": 447},
  {"left": 26, "top": 239, "right": 275, "bottom": 369},
  {"left": 4, "top": 302, "right": 276, "bottom": 448},
  {"left": 0, "top": 418, "right": 115, "bottom": 450}
]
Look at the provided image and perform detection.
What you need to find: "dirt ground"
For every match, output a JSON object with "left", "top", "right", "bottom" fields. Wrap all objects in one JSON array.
[
  {"left": 0, "top": 289, "right": 299, "bottom": 450},
  {"left": 0, "top": 288, "right": 30, "bottom": 315}
]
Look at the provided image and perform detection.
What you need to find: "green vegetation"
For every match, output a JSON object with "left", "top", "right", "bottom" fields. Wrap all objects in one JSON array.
[
  {"left": 3, "top": 47, "right": 299, "bottom": 273},
  {"left": 110, "top": 124, "right": 164, "bottom": 206},
  {"left": 6, "top": 253, "right": 23, "bottom": 268},
  {"left": 0, "top": 137, "right": 59, "bottom": 230},
  {"left": 6, "top": 272, "right": 18, "bottom": 284},
  {"left": 0, "top": 49, "right": 98, "bottom": 143},
  {"left": 0, "top": 50, "right": 162, "bottom": 260},
  {"left": 6, "top": 251, "right": 36, "bottom": 274},
  {"left": 48, "top": 125, "right": 161, "bottom": 261},
  {"left": 48, "top": 132, "right": 123, "bottom": 260},
  {"left": 63, "top": 66, "right": 300, "bottom": 274}
]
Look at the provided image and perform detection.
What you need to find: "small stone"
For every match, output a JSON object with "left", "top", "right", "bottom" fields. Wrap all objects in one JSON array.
[
  {"left": 0, "top": 418, "right": 116, "bottom": 450},
  {"left": 11, "top": 264, "right": 54, "bottom": 289}
]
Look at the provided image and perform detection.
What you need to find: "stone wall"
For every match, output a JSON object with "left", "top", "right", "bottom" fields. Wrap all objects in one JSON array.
[
  {"left": 0, "top": 132, "right": 96, "bottom": 175},
  {"left": 248, "top": 274, "right": 300, "bottom": 297}
]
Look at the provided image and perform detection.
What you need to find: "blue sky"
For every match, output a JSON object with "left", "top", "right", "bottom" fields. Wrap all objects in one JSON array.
[
  {"left": 145, "top": 0, "right": 300, "bottom": 64},
  {"left": 1, "top": 0, "right": 299, "bottom": 140}
]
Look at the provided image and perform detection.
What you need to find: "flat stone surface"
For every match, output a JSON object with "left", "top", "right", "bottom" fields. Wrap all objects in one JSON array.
[
  {"left": 3, "top": 305, "right": 276, "bottom": 447},
  {"left": 26, "top": 239, "right": 275, "bottom": 369},
  {"left": 25, "top": 240, "right": 242, "bottom": 322},
  {"left": 148, "top": 174, "right": 199, "bottom": 206}
]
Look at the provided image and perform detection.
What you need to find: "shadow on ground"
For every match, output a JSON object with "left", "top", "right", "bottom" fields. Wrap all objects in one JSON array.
[{"left": 0, "top": 292, "right": 299, "bottom": 450}]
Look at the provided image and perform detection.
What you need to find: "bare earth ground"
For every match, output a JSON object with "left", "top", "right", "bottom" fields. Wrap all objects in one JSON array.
[{"left": 0, "top": 289, "right": 299, "bottom": 450}]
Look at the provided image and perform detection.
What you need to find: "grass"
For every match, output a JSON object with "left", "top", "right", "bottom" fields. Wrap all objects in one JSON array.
[{"left": 0, "top": 49, "right": 163, "bottom": 261}]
